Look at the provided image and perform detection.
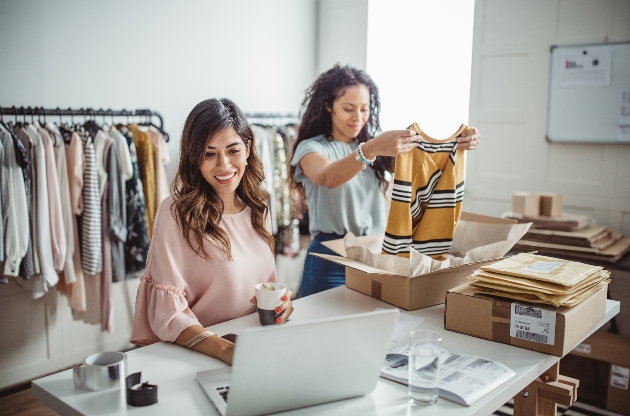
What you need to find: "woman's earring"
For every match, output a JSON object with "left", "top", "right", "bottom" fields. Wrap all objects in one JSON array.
[{"left": 245, "top": 161, "right": 248, "bottom": 166}]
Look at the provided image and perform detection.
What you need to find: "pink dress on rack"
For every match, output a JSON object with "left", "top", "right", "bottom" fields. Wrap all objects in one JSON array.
[{"left": 131, "top": 197, "right": 276, "bottom": 346}]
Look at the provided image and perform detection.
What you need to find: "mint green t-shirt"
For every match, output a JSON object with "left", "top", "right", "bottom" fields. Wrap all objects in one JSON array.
[{"left": 290, "top": 135, "right": 388, "bottom": 237}]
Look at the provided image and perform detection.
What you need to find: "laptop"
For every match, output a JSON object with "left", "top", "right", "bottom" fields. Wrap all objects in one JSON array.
[{"left": 196, "top": 309, "right": 399, "bottom": 416}]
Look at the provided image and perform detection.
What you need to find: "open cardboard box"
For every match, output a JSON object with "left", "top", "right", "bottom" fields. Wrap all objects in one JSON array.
[
  {"left": 311, "top": 212, "right": 521, "bottom": 311},
  {"left": 444, "top": 282, "right": 607, "bottom": 357}
]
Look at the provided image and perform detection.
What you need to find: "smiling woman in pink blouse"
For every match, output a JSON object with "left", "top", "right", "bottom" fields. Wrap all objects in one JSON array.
[{"left": 131, "top": 98, "right": 294, "bottom": 365}]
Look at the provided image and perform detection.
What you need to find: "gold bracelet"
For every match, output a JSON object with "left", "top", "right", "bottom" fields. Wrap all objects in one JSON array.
[{"left": 184, "top": 331, "right": 215, "bottom": 349}]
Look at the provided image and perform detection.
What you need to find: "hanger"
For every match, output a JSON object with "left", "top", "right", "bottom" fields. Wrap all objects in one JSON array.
[
  {"left": 136, "top": 110, "right": 170, "bottom": 142},
  {"left": 0, "top": 106, "right": 9, "bottom": 132}
]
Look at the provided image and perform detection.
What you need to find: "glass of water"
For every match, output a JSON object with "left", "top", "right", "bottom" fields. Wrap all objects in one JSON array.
[{"left": 408, "top": 330, "right": 442, "bottom": 405}]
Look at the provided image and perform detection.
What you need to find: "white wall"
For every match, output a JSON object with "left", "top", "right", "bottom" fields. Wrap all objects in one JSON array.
[
  {"left": 466, "top": 0, "right": 630, "bottom": 234},
  {"left": 317, "top": 0, "right": 368, "bottom": 74},
  {"left": 0, "top": 0, "right": 316, "bottom": 390},
  {"left": 0, "top": 0, "right": 317, "bottom": 180}
]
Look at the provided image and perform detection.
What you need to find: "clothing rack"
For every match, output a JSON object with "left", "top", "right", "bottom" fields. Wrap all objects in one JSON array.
[
  {"left": 0, "top": 106, "right": 170, "bottom": 142},
  {"left": 245, "top": 112, "right": 297, "bottom": 122}
]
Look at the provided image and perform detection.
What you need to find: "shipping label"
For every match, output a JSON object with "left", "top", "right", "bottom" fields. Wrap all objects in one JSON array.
[
  {"left": 510, "top": 303, "right": 556, "bottom": 345},
  {"left": 611, "top": 365, "right": 630, "bottom": 390},
  {"left": 573, "top": 343, "right": 591, "bottom": 354},
  {"left": 520, "top": 261, "right": 564, "bottom": 274}
]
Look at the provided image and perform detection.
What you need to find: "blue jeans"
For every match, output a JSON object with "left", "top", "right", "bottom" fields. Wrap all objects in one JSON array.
[{"left": 298, "top": 233, "right": 346, "bottom": 298}]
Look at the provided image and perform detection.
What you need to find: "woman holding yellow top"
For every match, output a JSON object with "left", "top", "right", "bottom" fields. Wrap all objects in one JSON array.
[{"left": 290, "top": 64, "right": 480, "bottom": 297}]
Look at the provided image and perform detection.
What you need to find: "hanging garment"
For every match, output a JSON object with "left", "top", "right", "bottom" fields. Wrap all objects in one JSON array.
[
  {"left": 9, "top": 127, "right": 35, "bottom": 280},
  {"left": 146, "top": 127, "right": 170, "bottom": 206},
  {"left": 101, "top": 134, "right": 114, "bottom": 333},
  {"left": 118, "top": 126, "right": 148, "bottom": 276},
  {"left": 129, "top": 125, "right": 157, "bottom": 239},
  {"left": 79, "top": 132, "right": 103, "bottom": 275},
  {"left": 11, "top": 125, "right": 57, "bottom": 298},
  {"left": 382, "top": 123, "right": 469, "bottom": 258},
  {"left": 270, "top": 127, "right": 291, "bottom": 228},
  {"left": 16, "top": 126, "right": 41, "bottom": 276},
  {"left": 105, "top": 136, "right": 127, "bottom": 283},
  {"left": 46, "top": 123, "right": 77, "bottom": 285},
  {"left": 0, "top": 124, "right": 28, "bottom": 278},
  {"left": 251, "top": 125, "right": 277, "bottom": 234},
  {"left": 35, "top": 123, "right": 66, "bottom": 272},
  {"left": 108, "top": 126, "right": 133, "bottom": 182},
  {"left": 0, "top": 137, "right": 7, "bottom": 265},
  {"left": 63, "top": 131, "right": 87, "bottom": 312}
]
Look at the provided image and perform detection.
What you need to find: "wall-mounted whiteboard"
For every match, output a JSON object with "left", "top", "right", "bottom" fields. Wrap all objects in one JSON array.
[{"left": 547, "top": 42, "right": 630, "bottom": 143}]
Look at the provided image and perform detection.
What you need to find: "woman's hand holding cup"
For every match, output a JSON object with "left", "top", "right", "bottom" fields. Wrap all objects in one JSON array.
[{"left": 251, "top": 283, "right": 294, "bottom": 325}]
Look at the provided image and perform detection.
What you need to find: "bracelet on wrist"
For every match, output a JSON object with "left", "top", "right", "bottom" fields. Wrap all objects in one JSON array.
[
  {"left": 184, "top": 330, "right": 216, "bottom": 349},
  {"left": 355, "top": 142, "right": 376, "bottom": 170}
]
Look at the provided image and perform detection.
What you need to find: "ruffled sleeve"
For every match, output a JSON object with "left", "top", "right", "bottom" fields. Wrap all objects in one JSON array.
[{"left": 130, "top": 198, "right": 200, "bottom": 346}]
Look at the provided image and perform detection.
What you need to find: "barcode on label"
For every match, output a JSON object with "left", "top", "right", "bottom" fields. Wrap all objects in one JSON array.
[
  {"left": 516, "top": 330, "right": 548, "bottom": 344},
  {"left": 515, "top": 305, "right": 542, "bottom": 319},
  {"left": 611, "top": 365, "right": 630, "bottom": 390}
]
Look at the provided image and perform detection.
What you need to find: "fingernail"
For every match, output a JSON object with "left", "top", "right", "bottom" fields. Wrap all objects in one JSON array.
[
  {"left": 275, "top": 307, "right": 281, "bottom": 313},
  {"left": 281, "top": 295, "right": 287, "bottom": 301},
  {"left": 276, "top": 318, "right": 282, "bottom": 324}
]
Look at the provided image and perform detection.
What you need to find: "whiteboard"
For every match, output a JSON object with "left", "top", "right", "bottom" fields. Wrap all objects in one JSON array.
[{"left": 547, "top": 42, "right": 630, "bottom": 143}]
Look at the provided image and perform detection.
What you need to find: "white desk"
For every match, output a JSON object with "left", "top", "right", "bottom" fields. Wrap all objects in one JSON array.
[{"left": 32, "top": 286, "right": 620, "bottom": 416}]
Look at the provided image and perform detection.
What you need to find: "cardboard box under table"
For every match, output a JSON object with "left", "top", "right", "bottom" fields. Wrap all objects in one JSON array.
[
  {"left": 569, "top": 331, "right": 630, "bottom": 415},
  {"left": 444, "top": 282, "right": 607, "bottom": 357},
  {"left": 312, "top": 212, "right": 529, "bottom": 311}
]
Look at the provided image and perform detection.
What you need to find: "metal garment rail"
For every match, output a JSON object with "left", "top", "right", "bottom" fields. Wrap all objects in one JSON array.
[
  {"left": 245, "top": 112, "right": 297, "bottom": 122},
  {"left": 0, "top": 106, "right": 170, "bottom": 142}
]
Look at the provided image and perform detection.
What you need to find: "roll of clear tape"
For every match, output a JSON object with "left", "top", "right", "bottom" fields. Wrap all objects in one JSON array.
[{"left": 73, "top": 351, "right": 128, "bottom": 391}]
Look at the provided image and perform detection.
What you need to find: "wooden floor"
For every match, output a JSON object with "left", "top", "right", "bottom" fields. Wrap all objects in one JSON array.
[{"left": 0, "top": 388, "right": 58, "bottom": 416}]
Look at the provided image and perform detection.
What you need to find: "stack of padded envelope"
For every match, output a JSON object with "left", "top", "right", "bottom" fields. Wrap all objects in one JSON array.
[{"left": 467, "top": 253, "right": 610, "bottom": 307}]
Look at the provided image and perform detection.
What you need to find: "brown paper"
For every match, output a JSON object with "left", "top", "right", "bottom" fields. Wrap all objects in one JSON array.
[
  {"left": 468, "top": 269, "right": 610, "bottom": 294},
  {"left": 480, "top": 253, "right": 603, "bottom": 286},
  {"left": 471, "top": 280, "right": 609, "bottom": 307}
]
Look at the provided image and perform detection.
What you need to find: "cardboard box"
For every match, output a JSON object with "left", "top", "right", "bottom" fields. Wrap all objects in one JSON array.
[
  {"left": 609, "top": 270, "right": 630, "bottom": 336},
  {"left": 570, "top": 331, "right": 630, "bottom": 415},
  {"left": 571, "top": 330, "right": 630, "bottom": 367},
  {"left": 608, "top": 363, "right": 630, "bottom": 415},
  {"left": 539, "top": 193, "right": 563, "bottom": 217},
  {"left": 312, "top": 212, "right": 517, "bottom": 311},
  {"left": 444, "top": 283, "right": 607, "bottom": 356},
  {"left": 513, "top": 192, "right": 541, "bottom": 217}
]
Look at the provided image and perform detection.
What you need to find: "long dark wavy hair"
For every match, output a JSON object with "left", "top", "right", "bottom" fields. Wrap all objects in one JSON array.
[
  {"left": 289, "top": 64, "right": 395, "bottom": 200},
  {"left": 171, "top": 98, "right": 274, "bottom": 260}
]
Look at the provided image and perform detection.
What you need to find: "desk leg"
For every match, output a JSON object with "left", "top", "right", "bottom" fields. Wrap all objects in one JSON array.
[{"left": 513, "top": 363, "right": 579, "bottom": 416}]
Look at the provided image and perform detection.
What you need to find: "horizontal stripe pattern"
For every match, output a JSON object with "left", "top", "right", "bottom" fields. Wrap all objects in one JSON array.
[
  {"left": 391, "top": 179, "right": 412, "bottom": 203},
  {"left": 426, "top": 181, "right": 465, "bottom": 209},
  {"left": 383, "top": 233, "right": 454, "bottom": 255},
  {"left": 383, "top": 125, "right": 468, "bottom": 258},
  {"left": 382, "top": 233, "right": 412, "bottom": 254},
  {"left": 80, "top": 134, "right": 103, "bottom": 274},
  {"left": 416, "top": 141, "right": 457, "bottom": 154}
]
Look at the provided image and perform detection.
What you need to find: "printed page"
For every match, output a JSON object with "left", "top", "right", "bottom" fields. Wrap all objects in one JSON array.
[
  {"left": 381, "top": 346, "right": 515, "bottom": 406},
  {"left": 438, "top": 352, "right": 515, "bottom": 406}
]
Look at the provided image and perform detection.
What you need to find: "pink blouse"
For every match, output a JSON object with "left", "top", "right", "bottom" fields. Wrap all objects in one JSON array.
[{"left": 131, "top": 197, "right": 276, "bottom": 346}]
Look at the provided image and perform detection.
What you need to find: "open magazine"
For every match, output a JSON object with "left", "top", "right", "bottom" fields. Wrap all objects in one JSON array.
[{"left": 381, "top": 343, "right": 516, "bottom": 406}]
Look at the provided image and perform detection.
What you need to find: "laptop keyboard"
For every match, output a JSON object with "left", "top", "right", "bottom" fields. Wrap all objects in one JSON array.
[{"left": 215, "top": 385, "right": 229, "bottom": 402}]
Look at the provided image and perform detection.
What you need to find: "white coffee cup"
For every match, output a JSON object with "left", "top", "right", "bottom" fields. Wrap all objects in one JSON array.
[{"left": 255, "top": 283, "right": 287, "bottom": 325}]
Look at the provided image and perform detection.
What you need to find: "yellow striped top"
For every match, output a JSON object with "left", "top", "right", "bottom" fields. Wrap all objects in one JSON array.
[{"left": 382, "top": 123, "right": 468, "bottom": 258}]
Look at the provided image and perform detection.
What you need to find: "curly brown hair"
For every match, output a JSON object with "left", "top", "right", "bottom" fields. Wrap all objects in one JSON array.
[
  {"left": 171, "top": 98, "right": 274, "bottom": 260},
  {"left": 289, "top": 64, "right": 395, "bottom": 200}
]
